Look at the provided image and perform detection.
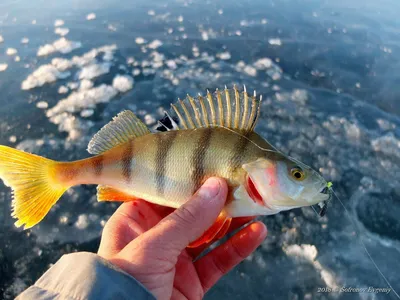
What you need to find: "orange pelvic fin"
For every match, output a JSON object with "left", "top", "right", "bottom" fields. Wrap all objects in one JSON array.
[
  {"left": 188, "top": 213, "right": 232, "bottom": 248},
  {"left": 97, "top": 185, "right": 137, "bottom": 202}
]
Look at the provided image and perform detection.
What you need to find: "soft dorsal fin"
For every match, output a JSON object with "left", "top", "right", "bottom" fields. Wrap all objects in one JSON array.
[
  {"left": 87, "top": 110, "right": 150, "bottom": 155},
  {"left": 165, "top": 86, "right": 262, "bottom": 132}
]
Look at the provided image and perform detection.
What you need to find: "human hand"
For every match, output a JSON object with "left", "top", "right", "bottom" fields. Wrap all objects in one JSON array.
[{"left": 98, "top": 177, "right": 267, "bottom": 300}]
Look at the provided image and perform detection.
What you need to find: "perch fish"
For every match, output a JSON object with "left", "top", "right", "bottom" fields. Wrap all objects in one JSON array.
[{"left": 0, "top": 86, "right": 331, "bottom": 247}]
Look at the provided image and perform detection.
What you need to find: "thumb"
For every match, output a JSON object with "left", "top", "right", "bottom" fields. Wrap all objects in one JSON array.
[{"left": 144, "top": 177, "right": 227, "bottom": 254}]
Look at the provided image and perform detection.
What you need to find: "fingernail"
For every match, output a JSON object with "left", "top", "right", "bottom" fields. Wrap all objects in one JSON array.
[{"left": 197, "top": 177, "right": 221, "bottom": 200}]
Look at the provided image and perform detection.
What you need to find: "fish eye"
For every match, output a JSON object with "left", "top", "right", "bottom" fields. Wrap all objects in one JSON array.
[{"left": 290, "top": 166, "right": 305, "bottom": 181}]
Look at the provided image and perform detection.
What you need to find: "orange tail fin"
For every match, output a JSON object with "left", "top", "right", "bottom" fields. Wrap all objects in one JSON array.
[{"left": 0, "top": 145, "right": 71, "bottom": 229}]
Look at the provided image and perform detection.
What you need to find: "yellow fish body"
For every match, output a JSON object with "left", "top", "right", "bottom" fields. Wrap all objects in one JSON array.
[{"left": 0, "top": 86, "right": 331, "bottom": 247}]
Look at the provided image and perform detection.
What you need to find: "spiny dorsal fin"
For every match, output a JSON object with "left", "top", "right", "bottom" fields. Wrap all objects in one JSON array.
[
  {"left": 167, "top": 85, "right": 262, "bottom": 132},
  {"left": 88, "top": 110, "right": 150, "bottom": 155}
]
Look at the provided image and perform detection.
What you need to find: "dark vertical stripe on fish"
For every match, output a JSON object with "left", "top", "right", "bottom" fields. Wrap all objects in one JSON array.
[
  {"left": 122, "top": 141, "right": 133, "bottom": 183},
  {"left": 191, "top": 128, "right": 213, "bottom": 192},
  {"left": 155, "top": 131, "right": 178, "bottom": 196},
  {"left": 229, "top": 132, "right": 250, "bottom": 175},
  {"left": 92, "top": 155, "right": 104, "bottom": 176}
]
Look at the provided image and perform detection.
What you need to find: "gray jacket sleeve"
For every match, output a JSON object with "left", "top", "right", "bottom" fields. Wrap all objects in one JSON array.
[{"left": 16, "top": 252, "right": 156, "bottom": 300}]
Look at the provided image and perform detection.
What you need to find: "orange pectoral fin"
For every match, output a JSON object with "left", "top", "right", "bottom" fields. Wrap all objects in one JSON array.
[
  {"left": 188, "top": 213, "right": 232, "bottom": 248},
  {"left": 97, "top": 185, "right": 138, "bottom": 202}
]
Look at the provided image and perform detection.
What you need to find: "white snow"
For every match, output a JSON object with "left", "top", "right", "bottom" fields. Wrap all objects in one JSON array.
[
  {"left": 37, "top": 38, "right": 82, "bottom": 56},
  {"left": 254, "top": 58, "right": 273, "bottom": 69},
  {"left": 132, "top": 69, "right": 141, "bottom": 76},
  {"left": 51, "top": 57, "right": 73, "bottom": 71},
  {"left": 148, "top": 10, "right": 155, "bottom": 16},
  {"left": 135, "top": 37, "right": 146, "bottom": 45},
  {"left": 148, "top": 39, "right": 163, "bottom": 49},
  {"left": 21, "top": 37, "right": 29, "bottom": 44},
  {"left": 268, "top": 38, "right": 282, "bottom": 46},
  {"left": 166, "top": 60, "right": 177, "bottom": 69},
  {"left": 58, "top": 85, "right": 69, "bottom": 94},
  {"left": 81, "top": 109, "right": 94, "bottom": 117},
  {"left": 79, "top": 63, "right": 110, "bottom": 80},
  {"left": 0, "top": 64, "right": 8, "bottom": 72},
  {"left": 112, "top": 75, "right": 134, "bottom": 93},
  {"left": 54, "top": 19, "right": 64, "bottom": 27},
  {"left": 284, "top": 244, "right": 339, "bottom": 290},
  {"left": 201, "top": 32, "right": 209, "bottom": 41},
  {"left": 243, "top": 65, "right": 257, "bottom": 77},
  {"left": 21, "top": 65, "right": 71, "bottom": 90},
  {"left": 79, "top": 79, "right": 94, "bottom": 91},
  {"left": 177, "top": 15, "right": 184, "bottom": 22},
  {"left": 75, "top": 214, "right": 89, "bottom": 229},
  {"left": 9, "top": 136, "right": 17, "bottom": 143},
  {"left": 36, "top": 101, "right": 49, "bottom": 109},
  {"left": 6, "top": 48, "right": 18, "bottom": 55},
  {"left": 0, "top": 35, "right": 3, "bottom": 43},
  {"left": 217, "top": 51, "right": 231, "bottom": 60},
  {"left": 54, "top": 27, "right": 69, "bottom": 36},
  {"left": 47, "top": 84, "right": 118, "bottom": 117},
  {"left": 86, "top": 13, "right": 96, "bottom": 21}
]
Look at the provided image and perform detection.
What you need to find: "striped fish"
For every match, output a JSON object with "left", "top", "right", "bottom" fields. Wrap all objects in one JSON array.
[{"left": 0, "top": 86, "right": 331, "bottom": 247}]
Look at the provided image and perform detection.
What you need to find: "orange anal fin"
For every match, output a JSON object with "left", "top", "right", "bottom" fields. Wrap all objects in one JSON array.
[
  {"left": 188, "top": 214, "right": 232, "bottom": 248},
  {"left": 97, "top": 185, "right": 137, "bottom": 202}
]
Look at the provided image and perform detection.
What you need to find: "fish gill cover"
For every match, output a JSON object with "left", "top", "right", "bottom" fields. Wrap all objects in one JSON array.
[{"left": 0, "top": 0, "right": 399, "bottom": 299}]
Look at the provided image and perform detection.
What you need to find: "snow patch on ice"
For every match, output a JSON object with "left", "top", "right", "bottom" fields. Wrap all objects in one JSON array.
[
  {"left": 284, "top": 244, "right": 339, "bottom": 290},
  {"left": 54, "top": 19, "right": 64, "bottom": 27},
  {"left": 37, "top": 38, "right": 82, "bottom": 56},
  {"left": 21, "top": 65, "right": 71, "bottom": 90},
  {"left": 112, "top": 75, "right": 134, "bottom": 93},
  {"left": 79, "top": 63, "right": 110, "bottom": 80},
  {"left": 21, "top": 37, "right": 29, "bottom": 44},
  {"left": 135, "top": 37, "right": 146, "bottom": 45},
  {"left": 0, "top": 35, "right": 3, "bottom": 43},
  {"left": 0, "top": 64, "right": 8, "bottom": 72},
  {"left": 58, "top": 85, "right": 69, "bottom": 94},
  {"left": 148, "top": 39, "right": 163, "bottom": 49},
  {"left": 6, "top": 48, "right": 18, "bottom": 55},
  {"left": 86, "top": 13, "right": 96, "bottom": 21},
  {"left": 54, "top": 27, "right": 69, "bottom": 36},
  {"left": 268, "top": 38, "right": 282, "bottom": 46},
  {"left": 217, "top": 51, "right": 231, "bottom": 60}
]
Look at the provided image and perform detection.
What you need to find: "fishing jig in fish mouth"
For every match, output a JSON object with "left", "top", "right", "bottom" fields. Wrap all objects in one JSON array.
[{"left": 0, "top": 85, "right": 330, "bottom": 247}]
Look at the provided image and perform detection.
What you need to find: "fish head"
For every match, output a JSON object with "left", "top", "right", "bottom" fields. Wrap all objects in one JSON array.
[{"left": 242, "top": 155, "right": 331, "bottom": 214}]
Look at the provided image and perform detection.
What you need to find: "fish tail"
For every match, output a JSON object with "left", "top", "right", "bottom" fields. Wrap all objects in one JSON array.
[{"left": 0, "top": 145, "right": 71, "bottom": 229}]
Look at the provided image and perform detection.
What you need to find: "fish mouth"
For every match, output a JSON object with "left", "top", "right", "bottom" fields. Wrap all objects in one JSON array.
[{"left": 317, "top": 186, "right": 332, "bottom": 216}]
